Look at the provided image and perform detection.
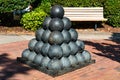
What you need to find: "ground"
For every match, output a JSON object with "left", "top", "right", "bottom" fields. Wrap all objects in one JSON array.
[
  {"left": 0, "top": 23, "right": 120, "bottom": 80},
  {"left": 0, "top": 39, "right": 120, "bottom": 80},
  {"left": 0, "top": 23, "right": 120, "bottom": 35}
]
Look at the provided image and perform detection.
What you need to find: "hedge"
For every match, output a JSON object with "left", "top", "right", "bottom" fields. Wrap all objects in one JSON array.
[
  {"left": 104, "top": 0, "right": 120, "bottom": 27},
  {"left": 0, "top": 0, "right": 35, "bottom": 26},
  {"left": 0, "top": 0, "right": 35, "bottom": 12}
]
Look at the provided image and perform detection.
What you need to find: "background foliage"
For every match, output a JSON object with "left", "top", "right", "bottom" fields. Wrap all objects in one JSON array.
[
  {"left": 0, "top": 0, "right": 120, "bottom": 28},
  {"left": 0, "top": 0, "right": 35, "bottom": 12},
  {"left": 0, "top": 0, "right": 35, "bottom": 26},
  {"left": 104, "top": 0, "right": 120, "bottom": 27},
  {"left": 20, "top": 9, "right": 47, "bottom": 31}
]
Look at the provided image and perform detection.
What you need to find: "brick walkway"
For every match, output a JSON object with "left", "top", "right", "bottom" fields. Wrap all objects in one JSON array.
[{"left": 0, "top": 39, "right": 120, "bottom": 80}]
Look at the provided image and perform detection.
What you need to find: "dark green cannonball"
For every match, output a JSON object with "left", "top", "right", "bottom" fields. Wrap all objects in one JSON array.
[
  {"left": 49, "top": 18, "right": 64, "bottom": 31},
  {"left": 62, "top": 30, "right": 71, "bottom": 43},
  {"left": 22, "top": 49, "right": 31, "bottom": 58},
  {"left": 75, "top": 52, "right": 85, "bottom": 65},
  {"left": 49, "top": 31, "right": 64, "bottom": 45},
  {"left": 28, "top": 38, "right": 37, "bottom": 51},
  {"left": 50, "top": 5, "right": 64, "bottom": 18},
  {"left": 62, "top": 17, "right": 71, "bottom": 30},
  {"left": 41, "top": 56, "right": 50, "bottom": 69},
  {"left": 81, "top": 50, "right": 91, "bottom": 62},
  {"left": 48, "top": 45, "right": 63, "bottom": 59},
  {"left": 60, "top": 57, "right": 71, "bottom": 68},
  {"left": 41, "top": 43, "right": 51, "bottom": 56},
  {"left": 41, "top": 29, "right": 51, "bottom": 43},
  {"left": 33, "top": 54, "right": 43, "bottom": 65},
  {"left": 69, "top": 28, "right": 78, "bottom": 41},
  {"left": 35, "top": 28, "right": 44, "bottom": 41},
  {"left": 48, "top": 59, "right": 62, "bottom": 71},
  {"left": 61, "top": 43, "right": 71, "bottom": 57},
  {"left": 76, "top": 40, "right": 85, "bottom": 52},
  {"left": 68, "top": 55, "right": 78, "bottom": 67},
  {"left": 43, "top": 17, "right": 51, "bottom": 29},
  {"left": 34, "top": 41, "right": 44, "bottom": 54},
  {"left": 68, "top": 41, "right": 78, "bottom": 55},
  {"left": 28, "top": 51, "right": 37, "bottom": 62}
]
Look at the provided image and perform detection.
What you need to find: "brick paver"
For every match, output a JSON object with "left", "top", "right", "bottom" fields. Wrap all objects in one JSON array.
[{"left": 0, "top": 39, "right": 120, "bottom": 80}]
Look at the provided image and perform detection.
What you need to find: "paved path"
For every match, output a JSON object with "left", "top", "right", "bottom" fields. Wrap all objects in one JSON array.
[
  {"left": 1, "top": 31, "right": 119, "bottom": 44},
  {"left": 0, "top": 34, "right": 34, "bottom": 44}
]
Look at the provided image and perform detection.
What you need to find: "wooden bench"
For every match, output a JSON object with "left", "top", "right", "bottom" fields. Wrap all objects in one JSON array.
[{"left": 63, "top": 7, "right": 107, "bottom": 30}]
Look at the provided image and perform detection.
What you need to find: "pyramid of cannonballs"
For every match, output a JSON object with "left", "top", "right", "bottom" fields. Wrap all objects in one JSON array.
[{"left": 18, "top": 5, "right": 94, "bottom": 76}]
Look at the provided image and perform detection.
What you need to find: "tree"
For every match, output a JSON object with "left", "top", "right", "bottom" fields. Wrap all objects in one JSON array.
[
  {"left": 0, "top": 0, "right": 35, "bottom": 26},
  {"left": 0, "top": 0, "right": 35, "bottom": 13}
]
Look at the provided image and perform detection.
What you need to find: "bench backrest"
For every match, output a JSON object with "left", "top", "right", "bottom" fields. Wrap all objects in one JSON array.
[{"left": 63, "top": 7, "right": 107, "bottom": 21}]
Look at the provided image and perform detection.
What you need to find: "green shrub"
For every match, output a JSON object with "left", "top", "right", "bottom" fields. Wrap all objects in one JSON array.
[
  {"left": 104, "top": 0, "right": 120, "bottom": 27},
  {"left": 20, "top": 1, "right": 51, "bottom": 31},
  {"left": 20, "top": 9, "right": 47, "bottom": 31},
  {"left": 34, "top": 1, "right": 51, "bottom": 14}
]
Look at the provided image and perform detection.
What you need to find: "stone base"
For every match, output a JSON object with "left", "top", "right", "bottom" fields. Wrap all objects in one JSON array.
[{"left": 17, "top": 57, "right": 95, "bottom": 77}]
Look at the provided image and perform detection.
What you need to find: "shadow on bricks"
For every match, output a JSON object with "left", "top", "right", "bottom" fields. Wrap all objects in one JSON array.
[
  {"left": 84, "top": 39, "right": 120, "bottom": 62},
  {"left": 0, "top": 53, "right": 32, "bottom": 80}
]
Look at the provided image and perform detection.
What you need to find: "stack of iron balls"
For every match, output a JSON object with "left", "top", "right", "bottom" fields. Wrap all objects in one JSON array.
[{"left": 20, "top": 5, "right": 94, "bottom": 76}]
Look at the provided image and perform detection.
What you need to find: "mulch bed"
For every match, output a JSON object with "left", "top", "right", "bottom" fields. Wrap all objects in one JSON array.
[{"left": 0, "top": 23, "right": 120, "bottom": 35}]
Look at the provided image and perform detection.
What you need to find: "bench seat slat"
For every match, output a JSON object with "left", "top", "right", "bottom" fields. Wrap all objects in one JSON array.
[
  {"left": 66, "top": 17, "right": 107, "bottom": 21},
  {"left": 64, "top": 7, "right": 103, "bottom": 9},
  {"left": 65, "top": 15, "right": 103, "bottom": 18},
  {"left": 63, "top": 7, "right": 107, "bottom": 21},
  {"left": 65, "top": 12, "right": 103, "bottom": 15},
  {"left": 64, "top": 9, "right": 103, "bottom": 12}
]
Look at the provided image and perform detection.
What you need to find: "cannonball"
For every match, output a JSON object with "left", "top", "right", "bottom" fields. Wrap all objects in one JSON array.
[
  {"left": 69, "top": 28, "right": 78, "bottom": 41},
  {"left": 75, "top": 52, "right": 85, "bottom": 65},
  {"left": 28, "top": 38, "right": 37, "bottom": 51},
  {"left": 61, "top": 43, "right": 71, "bottom": 57},
  {"left": 48, "top": 45, "right": 63, "bottom": 59},
  {"left": 22, "top": 49, "right": 31, "bottom": 58},
  {"left": 68, "top": 55, "right": 78, "bottom": 67},
  {"left": 33, "top": 54, "right": 43, "bottom": 65},
  {"left": 41, "top": 56, "right": 50, "bottom": 68},
  {"left": 62, "top": 17, "right": 71, "bottom": 30},
  {"left": 81, "top": 50, "right": 91, "bottom": 62},
  {"left": 41, "top": 43, "right": 51, "bottom": 56},
  {"left": 49, "top": 31, "right": 64, "bottom": 45},
  {"left": 76, "top": 40, "right": 85, "bottom": 52},
  {"left": 34, "top": 41, "right": 44, "bottom": 54},
  {"left": 41, "top": 29, "right": 51, "bottom": 43},
  {"left": 28, "top": 51, "right": 37, "bottom": 61},
  {"left": 62, "top": 30, "right": 71, "bottom": 43},
  {"left": 49, "top": 18, "right": 64, "bottom": 31},
  {"left": 48, "top": 59, "right": 62, "bottom": 71},
  {"left": 35, "top": 28, "right": 44, "bottom": 41},
  {"left": 50, "top": 5, "right": 64, "bottom": 18},
  {"left": 60, "top": 57, "right": 71, "bottom": 68},
  {"left": 68, "top": 41, "right": 78, "bottom": 55},
  {"left": 43, "top": 17, "right": 51, "bottom": 29}
]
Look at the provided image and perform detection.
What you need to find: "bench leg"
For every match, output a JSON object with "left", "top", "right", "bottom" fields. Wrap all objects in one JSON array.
[{"left": 94, "top": 23, "right": 97, "bottom": 31}]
